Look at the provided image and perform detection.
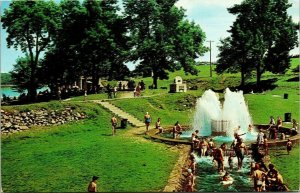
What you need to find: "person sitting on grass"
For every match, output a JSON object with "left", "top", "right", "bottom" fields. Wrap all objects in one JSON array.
[{"left": 88, "top": 176, "right": 99, "bottom": 192}]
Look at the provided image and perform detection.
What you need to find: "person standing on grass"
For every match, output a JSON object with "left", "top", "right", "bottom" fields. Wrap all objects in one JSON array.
[
  {"left": 292, "top": 119, "right": 298, "bottom": 130},
  {"left": 84, "top": 90, "right": 87, "bottom": 101},
  {"left": 113, "top": 86, "right": 117, "bottom": 98},
  {"left": 144, "top": 112, "right": 151, "bottom": 132},
  {"left": 88, "top": 176, "right": 99, "bottom": 192},
  {"left": 286, "top": 139, "right": 292, "bottom": 154},
  {"left": 111, "top": 115, "right": 117, "bottom": 136}
]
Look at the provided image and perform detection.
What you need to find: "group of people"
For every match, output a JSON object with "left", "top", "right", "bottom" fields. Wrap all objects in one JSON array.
[
  {"left": 183, "top": 154, "right": 197, "bottom": 192},
  {"left": 191, "top": 131, "right": 215, "bottom": 157},
  {"left": 256, "top": 115, "right": 297, "bottom": 156},
  {"left": 268, "top": 116, "right": 283, "bottom": 139},
  {"left": 251, "top": 163, "right": 287, "bottom": 191},
  {"left": 106, "top": 84, "right": 118, "bottom": 99}
]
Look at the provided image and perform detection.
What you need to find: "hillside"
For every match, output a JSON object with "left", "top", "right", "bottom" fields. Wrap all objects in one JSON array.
[{"left": 1, "top": 73, "right": 12, "bottom": 85}]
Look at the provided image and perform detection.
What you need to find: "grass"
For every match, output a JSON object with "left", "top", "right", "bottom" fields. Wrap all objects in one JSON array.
[
  {"left": 1, "top": 58, "right": 299, "bottom": 192},
  {"left": 269, "top": 142, "right": 300, "bottom": 191},
  {"left": 1, "top": 103, "right": 179, "bottom": 192},
  {"left": 110, "top": 92, "right": 203, "bottom": 126}
]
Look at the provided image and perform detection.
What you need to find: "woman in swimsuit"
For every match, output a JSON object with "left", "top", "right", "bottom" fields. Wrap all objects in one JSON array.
[
  {"left": 155, "top": 118, "right": 163, "bottom": 133},
  {"left": 144, "top": 112, "right": 151, "bottom": 132}
]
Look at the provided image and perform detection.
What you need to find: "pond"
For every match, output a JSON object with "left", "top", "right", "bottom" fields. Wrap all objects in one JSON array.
[{"left": 1, "top": 87, "right": 49, "bottom": 98}]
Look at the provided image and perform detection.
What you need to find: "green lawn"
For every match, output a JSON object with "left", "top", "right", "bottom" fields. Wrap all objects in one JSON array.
[
  {"left": 2, "top": 58, "right": 299, "bottom": 192},
  {"left": 269, "top": 142, "right": 300, "bottom": 191},
  {"left": 1, "top": 103, "right": 179, "bottom": 192}
]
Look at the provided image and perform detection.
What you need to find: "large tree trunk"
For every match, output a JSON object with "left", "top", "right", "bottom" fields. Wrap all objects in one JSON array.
[
  {"left": 241, "top": 71, "right": 245, "bottom": 87},
  {"left": 29, "top": 57, "right": 37, "bottom": 102},
  {"left": 28, "top": 85, "right": 37, "bottom": 102},
  {"left": 152, "top": 74, "right": 158, "bottom": 89},
  {"left": 256, "top": 63, "right": 262, "bottom": 91},
  {"left": 240, "top": 63, "right": 245, "bottom": 87}
]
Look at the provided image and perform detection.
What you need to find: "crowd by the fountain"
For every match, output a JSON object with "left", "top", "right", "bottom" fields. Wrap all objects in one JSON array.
[{"left": 181, "top": 124, "right": 293, "bottom": 192}]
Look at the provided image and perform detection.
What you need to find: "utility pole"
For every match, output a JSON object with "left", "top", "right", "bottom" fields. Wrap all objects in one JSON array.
[{"left": 207, "top": 40, "right": 214, "bottom": 77}]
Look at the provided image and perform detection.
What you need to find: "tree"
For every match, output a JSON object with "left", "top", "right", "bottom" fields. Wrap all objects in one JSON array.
[
  {"left": 10, "top": 56, "right": 42, "bottom": 93},
  {"left": 217, "top": 0, "right": 298, "bottom": 88},
  {"left": 124, "top": 0, "right": 207, "bottom": 88},
  {"left": 2, "top": 1, "right": 61, "bottom": 101},
  {"left": 80, "top": 0, "right": 129, "bottom": 87},
  {"left": 174, "top": 20, "right": 208, "bottom": 75},
  {"left": 40, "top": 0, "right": 86, "bottom": 92}
]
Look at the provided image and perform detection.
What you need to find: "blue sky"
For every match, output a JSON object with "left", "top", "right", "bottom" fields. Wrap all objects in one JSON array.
[{"left": 1, "top": 0, "right": 299, "bottom": 73}]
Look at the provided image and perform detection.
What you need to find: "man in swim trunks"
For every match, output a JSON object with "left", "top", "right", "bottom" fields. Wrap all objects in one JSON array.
[{"left": 235, "top": 139, "right": 247, "bottom": 170}]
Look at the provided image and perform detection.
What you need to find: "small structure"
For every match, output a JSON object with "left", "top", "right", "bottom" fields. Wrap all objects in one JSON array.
[
  {"left": 211, "top": 120, "right": 231, "bottom": 136},
  {"left": 169, "top": 76, "right": 187, "bottom": 93}
]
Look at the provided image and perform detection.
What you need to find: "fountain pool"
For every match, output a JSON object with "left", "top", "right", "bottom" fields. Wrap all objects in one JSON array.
[{"left": 193, "top": 154, "right": 253, "bottom": 192}]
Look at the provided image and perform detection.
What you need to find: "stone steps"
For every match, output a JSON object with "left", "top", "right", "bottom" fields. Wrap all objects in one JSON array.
[{"left": 94, "top": 101, "right": 144, "bottom": 127}]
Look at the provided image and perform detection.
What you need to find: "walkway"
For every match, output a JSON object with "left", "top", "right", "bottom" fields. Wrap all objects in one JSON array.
[{"left": 93, "top": 100, "right": 145, "bottom": 127}]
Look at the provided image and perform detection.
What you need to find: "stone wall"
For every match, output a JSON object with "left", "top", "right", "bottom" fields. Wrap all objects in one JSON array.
[{"left": 1, "top": 108, "right": 86, "bottom": 135}]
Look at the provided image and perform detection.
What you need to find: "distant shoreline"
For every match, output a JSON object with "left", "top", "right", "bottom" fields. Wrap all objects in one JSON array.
[{"left": 1, "top": 85, "right": 15, "bottom": 87}]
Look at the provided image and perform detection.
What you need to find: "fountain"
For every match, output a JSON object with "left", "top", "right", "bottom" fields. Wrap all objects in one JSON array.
[{"left": 193, "top": 88, "right": 254, "bottom": 140}]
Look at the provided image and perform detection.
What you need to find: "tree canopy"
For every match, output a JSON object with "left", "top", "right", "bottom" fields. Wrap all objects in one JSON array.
[
  {"left": 2, "top": 0, "right": 61, "bottom": 100},
  {"left": 3, "top": 0, "right": 208, "bottom": 100},
  {"left": 124, "top": 0, "right": 207, "bottom": 88},
  {"left": 217, "top": 0, "right": 298, "bottom": 88}
]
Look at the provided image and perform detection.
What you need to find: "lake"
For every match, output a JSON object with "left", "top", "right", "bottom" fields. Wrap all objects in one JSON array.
[{"left": 1, "top": 86, "right": 49, "bottom": 98}]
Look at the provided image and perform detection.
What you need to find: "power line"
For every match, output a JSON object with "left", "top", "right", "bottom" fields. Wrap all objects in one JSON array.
[{"left": 206, "top": 40, "right": 214, "bottom": 77}]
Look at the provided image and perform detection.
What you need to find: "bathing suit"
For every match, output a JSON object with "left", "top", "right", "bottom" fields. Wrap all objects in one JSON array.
[{"left": 145, "top": 117, "right": 151, "bottom": 123}]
